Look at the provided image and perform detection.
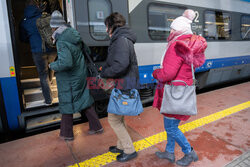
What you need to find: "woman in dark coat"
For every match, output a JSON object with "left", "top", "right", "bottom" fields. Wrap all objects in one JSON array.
[
  {"left": 100, "top": 12, "right": 140, "bottom": 162},
  {"left": 49, "top": 11, "right": 103, "bottom": 140}
]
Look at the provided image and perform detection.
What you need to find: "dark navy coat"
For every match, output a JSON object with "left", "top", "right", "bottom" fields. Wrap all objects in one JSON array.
[{"left": 20, "top": 5, "right": 42, "bottom": 53}]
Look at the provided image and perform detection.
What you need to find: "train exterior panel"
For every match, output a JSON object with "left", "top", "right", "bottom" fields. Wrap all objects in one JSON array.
[
  {"left": 1, "top": 0, "right": 250, "bottom": 132},
  {"left": 126, "top": 0, "right": 250, "bottom": 86},
  {"left": 0, "top": 0, "right": 21, "bottom": 131}
]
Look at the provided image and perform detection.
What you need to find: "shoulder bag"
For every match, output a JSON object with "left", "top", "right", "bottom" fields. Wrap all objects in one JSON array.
[
  {"left": 107, "top": 88, "right": 143, "bottom": 116},
  {"left": 160, "top": 64, "right": 197, "bottom": 115}
]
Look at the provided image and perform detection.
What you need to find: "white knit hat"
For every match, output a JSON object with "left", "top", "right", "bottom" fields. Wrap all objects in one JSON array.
[
  {"left": 170, "top": 9, "right": 195, "bottom": 34},
  {"left": 50, "top": 10, "right": 66, "bottom": 28}
]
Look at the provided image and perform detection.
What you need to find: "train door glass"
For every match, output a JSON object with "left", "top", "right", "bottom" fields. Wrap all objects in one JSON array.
[
  {"left": 88, "top": 0, "right": 111, "bottom": 40},
  {"left": 241, "top": 15, "right": 250, "bottom": 40},
  {"left": 148, "top": 3, "right": 186, "bottom": 40},
  {"left": 204, "top": 11, "right": 231, "bottom": 40}
]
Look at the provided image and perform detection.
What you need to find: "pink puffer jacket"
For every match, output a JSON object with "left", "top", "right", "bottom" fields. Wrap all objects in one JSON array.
[{"left": 152, "top": 34, "right": 207, "bottom": 121}]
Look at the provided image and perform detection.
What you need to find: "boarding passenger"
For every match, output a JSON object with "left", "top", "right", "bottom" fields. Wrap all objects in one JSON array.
[
  {"left": 49, "top": 11, "right": 103, "bottom": 140},
  {"left": 152, "top": 9, "right": 207, "bottom": 166},
  {"left": 100, "top": 12, "right": 140, "bottom": 162},
  {"left": 20, "top": 0, "right": 53, "bottom": 105}
]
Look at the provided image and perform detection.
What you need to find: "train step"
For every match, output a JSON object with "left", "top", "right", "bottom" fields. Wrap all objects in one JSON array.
[
  {"left": 21, "top": 77, "right": 57, "bottom": 89},
  {"left": 24, "top": 86, "right": 58, "bottom": 105},
  {"left": 26, "top": 112, "right": 81, "bottom": 133},
  {"left": 21, "top": 77, "right": 58, "bottom": 109},
  {"left": 20, "top": 66, "right": 38, "bottom": 80},
  {"left": 18, "top": 104, "right": 81, "bottom": 132},
  {"left": 25, "top": 98, "right": 59, "bottom": 110}
]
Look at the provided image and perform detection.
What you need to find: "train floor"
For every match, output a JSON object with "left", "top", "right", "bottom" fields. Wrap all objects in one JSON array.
[{"left": 0, "top": 82, "right": 250, "bottom": 167}]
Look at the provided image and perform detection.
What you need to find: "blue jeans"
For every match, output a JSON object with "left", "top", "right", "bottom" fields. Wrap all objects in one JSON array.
[
  {"left": 32, "top": 52, "right": 52, "bottom": 104},
  {"left": 164, "top": 117, "right": 191, "bottom": 154}
]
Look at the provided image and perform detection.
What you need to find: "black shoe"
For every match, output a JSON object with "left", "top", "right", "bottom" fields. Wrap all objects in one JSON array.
[
  {"left": 109, "top": 146, "right": 123, "bottom": 153},
  {"left": 117, "top": 152, "right": 137, "bottom": 162}
]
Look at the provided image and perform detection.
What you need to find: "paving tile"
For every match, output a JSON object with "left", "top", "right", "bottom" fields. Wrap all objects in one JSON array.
[
  {"left": 106, "top": 146, "right": 177, "bottom": 167},
  {"left": 186, "top": 82, "right": 250, "bottom": 123},
  {"left": 67, "top": 117, "right": 144, "bottom": 162},
  {"left": 0, "top": 82, "right": 249, "bottom": 167},
  {"left": 125, "top": 107, "right": 165, "bottom": 138},
  {"left": 106, "top": 127, "right": 243, "bottom": 167},
  {"left": 151, "top": 128, "right": 243, "bottom": 167},
  {"left": 203, "top": 108, "right": 250, "bottom": 151},
  {"left": 0, "top": 130, "right": 75, "bottom": 167}
]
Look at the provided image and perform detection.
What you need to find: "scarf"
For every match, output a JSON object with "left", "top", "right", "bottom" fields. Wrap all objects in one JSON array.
[
  {"left": 160, "top": 30, "right": 193, "bottom": 67},
  {"left": 52, "top": 25, "right": 68, "bottom": 44}
]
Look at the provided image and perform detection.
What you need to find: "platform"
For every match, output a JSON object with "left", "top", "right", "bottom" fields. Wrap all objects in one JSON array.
[{"left": 0, "top": 82, "right": 249, "bottom": 167}]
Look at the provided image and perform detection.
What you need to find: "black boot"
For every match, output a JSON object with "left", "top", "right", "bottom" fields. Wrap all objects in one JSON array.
[
  {"left": 176, "top": 147, "right": 198, "bottom": 166},
  {"left": 117, "top": 152, "right": 137, "bottom": 162},
  {"left": 155, "top": 151, "right": 175, "bottom": 163}
]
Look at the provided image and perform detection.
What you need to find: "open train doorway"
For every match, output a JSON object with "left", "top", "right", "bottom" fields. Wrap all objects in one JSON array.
[
  {"left": 11, "top": 0, "right": 63, "bottom": 109},
  {"left": 7, "top": 0, "right": 83, "bottom": 132}
]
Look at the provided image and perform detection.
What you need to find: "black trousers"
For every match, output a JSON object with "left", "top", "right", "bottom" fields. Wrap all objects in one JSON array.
[{"left": 60, "top": 105, "right": 103, "bottom": 137}]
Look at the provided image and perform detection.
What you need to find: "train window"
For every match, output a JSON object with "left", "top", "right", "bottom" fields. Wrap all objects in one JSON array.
[
  {"left": 148, "top": 3, "right": 186, "bottom": 40},
  {"left": 204, "top": 11, "right": 231, "bottom": 40},
  {"left": 241, "top": 15, "right": 250, "bottom": 40},
  {"left": 88, "top": 0, "right": 112, "bottom": 40}
]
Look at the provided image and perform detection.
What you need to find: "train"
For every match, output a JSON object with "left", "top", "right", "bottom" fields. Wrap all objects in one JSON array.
[{"left": 0, "top": 0, "right": 250, "bottom": 133}]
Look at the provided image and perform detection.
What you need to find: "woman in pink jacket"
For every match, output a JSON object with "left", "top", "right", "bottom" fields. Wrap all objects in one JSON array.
[{"left": 153, "top": 10, "right": 207, "bottom": 166}]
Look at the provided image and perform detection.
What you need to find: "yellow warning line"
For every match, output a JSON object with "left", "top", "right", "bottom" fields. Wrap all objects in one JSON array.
[{"left": 70, "top": 101, "right": 250, "bottom": 167}]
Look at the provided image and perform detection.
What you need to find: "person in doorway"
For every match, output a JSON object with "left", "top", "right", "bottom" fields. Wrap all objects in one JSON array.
[
  {"left": 19, "top": 0, "right": 53, "bottom": 105},
  {"left": 49, "top": 10, "right": 103, "bottom": 140},
  {"left": 152, "top": 9, "right": 207, "bottom": 166},
  {"left": 100, "top": 12, "right": 140, "bottom": 162}
]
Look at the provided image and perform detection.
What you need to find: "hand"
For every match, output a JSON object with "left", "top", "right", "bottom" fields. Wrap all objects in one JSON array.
[
  {"left": 48, "top": 64, "right": 50, "bottom": 68},
  {"left": 98, "top": 66, "right": 103, "bottom": 72},
  {"left": 152, "top": 69, "right": 160, "bottom": 79}
]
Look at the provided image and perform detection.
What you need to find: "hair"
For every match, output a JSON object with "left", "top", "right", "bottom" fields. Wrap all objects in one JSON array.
[
  {"left": 25, "top": 0, "right": 38, "bottom": 6},
  {"left": 104, "top": 12, "right": 126, "bottom": 34}
]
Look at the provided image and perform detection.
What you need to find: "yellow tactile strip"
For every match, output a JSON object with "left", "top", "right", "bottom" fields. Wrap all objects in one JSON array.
[{"left": 70, "top": 101, "right": 250, "bottom": 167}]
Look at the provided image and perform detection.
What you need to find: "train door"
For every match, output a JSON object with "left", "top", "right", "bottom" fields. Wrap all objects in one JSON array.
[
  {"left": 6, "top": 0, "right": 84, "bottom": 132},
  {"left": 71, "top": 0, "right": 129, "bottom": 113},
  {"left": 72, "top": 0, "right": 129, "bottom": 46}
]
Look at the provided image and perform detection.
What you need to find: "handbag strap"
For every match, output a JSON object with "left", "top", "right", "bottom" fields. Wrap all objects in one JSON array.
[
  {"left": 191, "top": 63, "right": 196, "bottom": 86},
  {"left": 81, "top": 42, "right": 99, "bottom": 74},
  {"left": 123, "top": 37, "right": 132, "bottom": 65}
]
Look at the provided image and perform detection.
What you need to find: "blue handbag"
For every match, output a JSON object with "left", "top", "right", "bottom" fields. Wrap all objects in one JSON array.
[{"left": 107, "top": 88, "right": 143, "bottom": 116}]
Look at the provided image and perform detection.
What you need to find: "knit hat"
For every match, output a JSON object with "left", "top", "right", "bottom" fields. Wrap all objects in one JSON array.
[
  {"left": 50, "top": 10, "right": 66, "bottom": 28},
  {"left": 170, "top": 9, "right": 195, "bottom": 34},
  {"left": 183, "top": 9, "right": 196, "bottom": 21}
]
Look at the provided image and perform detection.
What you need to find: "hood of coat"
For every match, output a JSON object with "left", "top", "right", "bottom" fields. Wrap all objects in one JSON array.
[
  {"left": 57, "top": 28, "right": 82, "bottom": 45},
  {"left": 174, "top": 34, "right": 207, "bottom": 67},
  {"left": 24, "top": 5, "right": 41, "bottom": 19},
  {"left": 111, "top": 26, "right": 137, "bottom": 43}
]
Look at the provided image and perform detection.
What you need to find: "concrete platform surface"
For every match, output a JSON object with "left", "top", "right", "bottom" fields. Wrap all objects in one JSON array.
[{"left": 0, "top": 82, "right": 249, "bottom": 167}]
